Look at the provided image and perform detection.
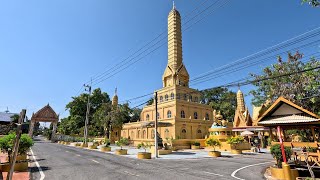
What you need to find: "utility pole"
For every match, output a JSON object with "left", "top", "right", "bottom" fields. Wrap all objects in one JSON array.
[
  {"left": 154, "top": 91, "right": 158, "bottom": 158},
  {"left": 83, "top": 81, "right": 92, "bottom": 145}
]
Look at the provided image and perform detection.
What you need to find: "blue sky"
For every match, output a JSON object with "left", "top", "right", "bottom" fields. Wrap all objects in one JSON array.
[{"left": 1, "top": 0, "right": 320, "bottom": 120}]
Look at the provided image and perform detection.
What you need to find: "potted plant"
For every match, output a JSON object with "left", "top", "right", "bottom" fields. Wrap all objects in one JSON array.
[
  {"left": 137, "top": 142, "right": 152, "bottom": 159},
  {"left": 191, "top": 141, "right": 201, "bottom": 149},
  {"left": 227, "top": 136, "right": 244, "bottom": 154},
  {"left": 269, "top": 144, "right": 298, "bottom": 179},
  {"left": 0, "top": 133, "right": 33, "bottom": 172},
  {"left": 115, "top": 137, "right": 129, "bottom": 155},
  {"left": 100, "top": 139, "right": 111, "bottom": 152},
  {"left": 205, "top": 137, "right": 222, "bottom": 157}
]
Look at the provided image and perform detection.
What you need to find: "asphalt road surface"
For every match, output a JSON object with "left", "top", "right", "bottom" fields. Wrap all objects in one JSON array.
[{"left": 29, "top": 137, "right": 273, "bottom": 180}]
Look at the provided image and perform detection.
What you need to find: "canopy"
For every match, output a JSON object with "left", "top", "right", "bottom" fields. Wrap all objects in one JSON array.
[{"left": 240, "top": 130, "right": 254, "bottom": 136}]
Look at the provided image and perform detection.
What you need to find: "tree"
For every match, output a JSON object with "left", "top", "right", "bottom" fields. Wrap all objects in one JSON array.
[
  {"left": 59, "top": 88, "right": 111, "bottom": 135},
  {"left": 200, "top": 87, "right": 237, "bottom": 121},
  {"left": 302, "top": 0, "right": 320, "bottom": 7},
  {"left": 250, "top": 52, "right": 320, "bottom": 115}
]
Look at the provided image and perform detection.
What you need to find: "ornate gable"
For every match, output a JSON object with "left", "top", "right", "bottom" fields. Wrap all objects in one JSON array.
[{"left": 31, "top": 104, "right": 58, "bottom": 122}]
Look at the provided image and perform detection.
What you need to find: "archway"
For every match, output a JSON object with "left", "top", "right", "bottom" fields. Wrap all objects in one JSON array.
[{"left": 28, "top": 104, "right": 59, "bottom": 142}]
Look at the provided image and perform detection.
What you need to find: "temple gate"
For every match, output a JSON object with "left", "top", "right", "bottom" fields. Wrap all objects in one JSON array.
[{"left": 28, "top": 104, "right": 58, "bottom": 142}]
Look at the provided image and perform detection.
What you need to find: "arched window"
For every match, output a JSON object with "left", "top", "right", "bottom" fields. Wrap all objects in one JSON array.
[
  {"left": 131, "top": 131, "right": 134, "bottom": 139},
  {"left": 167, "top": 110, "right": 172, "bottom": 118},
  {"left": 183, "top": 94, "right": 187, "bottom": 100},
  {"left": 189, "top": 95, "right": 193, "bottom": 102},
  {"left": 146, "top": 114, "right": 149, "bottom": 121},
  {"left": 194, "top": 112, "right": 198, "bottom": 119},
  {"left": 165, "top": 129, "right": 169, "bottom": 138},
  {"left": 143, "top": 130, "right": 146, "bottom": 139},
  {"left": 160, "top": 96, "right": 163, "bottom": 102},
  {"left": 157, "top": 112, "right": 160, "bottom": 120},
  {"left": 194, "top": 97, "right": 198, "bottom": 102},
  {"left": 165, "top": 94, "right": 169, "bottom": 101},
  {"left": 171, "top": 93, "right": 174, "bottom": 100},
  {"left": 137, "top": 130, "right": 140, "bottom": 139},
  {"left": 181, "top": 110, "right": 185, "bottom": 118},
  {"left": 151, "top": 129, "right": 155, "bottom": 139},
  {"left": 205, "top": 113, "right": 209, "bottom": 120},
  {"left": 197, "top": 129, "right": 202, "bottom": 139},
  {"left": 181, "top": 129, "right": 187, "bottom": 139}
]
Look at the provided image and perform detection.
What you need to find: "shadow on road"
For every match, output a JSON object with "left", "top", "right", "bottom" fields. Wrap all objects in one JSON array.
[
  {"left": 172, "top": 152, "right": 196, "bottom": 155},
  {"left": 29, "top": 166, "right": 51, "bottom": 172}
]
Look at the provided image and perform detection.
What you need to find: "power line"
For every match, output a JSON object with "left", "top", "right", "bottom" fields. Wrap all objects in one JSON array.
[
  {"left": 89, "top": 0, "right": 229, "bottom": 86},
  {"left": 191, "top": 26, "right": 320, "bottom": 82}
]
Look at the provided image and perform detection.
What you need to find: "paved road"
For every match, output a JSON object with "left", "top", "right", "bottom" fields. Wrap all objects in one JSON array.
[{"left": 29, "top": 137, "right": 273, "bottom": 180}]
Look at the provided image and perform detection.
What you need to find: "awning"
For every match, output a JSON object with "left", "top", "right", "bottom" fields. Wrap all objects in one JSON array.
[
  {"left": 232, "top": 126, "right": 269, "bottom": 131},
  {"left": 258, "top": 115, "right": 320, "bottom": 125},
  {"left": 240, "top": 130, "right": 254, "bottom": 136}
]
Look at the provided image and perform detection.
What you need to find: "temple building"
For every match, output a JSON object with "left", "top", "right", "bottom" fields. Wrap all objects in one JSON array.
[{"left": 121, "top": 5, "right": 214, "bottom": 145}]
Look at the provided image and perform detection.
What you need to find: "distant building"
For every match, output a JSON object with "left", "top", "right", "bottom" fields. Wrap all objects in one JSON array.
[{"left": 0, "top": 111, "right": 18, "bottom": 124}]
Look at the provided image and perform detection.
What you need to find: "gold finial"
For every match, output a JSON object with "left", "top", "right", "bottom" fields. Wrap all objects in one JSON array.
[{"left": 115, "top": 87, "right": 117, "bottom": 95}]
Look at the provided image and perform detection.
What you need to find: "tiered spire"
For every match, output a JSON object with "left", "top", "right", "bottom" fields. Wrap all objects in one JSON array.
[
  {"left": 162, "top": 5, "right": 189, "bottom": 87},
  {"left": 112, "top": 88, "right": 118, "bottom": 108}
]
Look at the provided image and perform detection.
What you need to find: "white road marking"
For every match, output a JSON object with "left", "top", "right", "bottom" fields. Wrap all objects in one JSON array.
[
  {"left": 231, "top": 161, "right": 272, "bottom": 180},
  {"left": 203, "top": 171, "right": 224, "bottom": 176},
  {"left": 91, "top": 159, "right": 100, "bottom": 164},
  {"left": 124, "top": 171, "right": 139, "bottom": 177},
  {"left": 76, "top": 154, "right": 81, "bottom": 156},
  {"left": 30, "top": 149, "right": 45, "bottom": 180},
  {"left": 65, "top": 151, "right": 69, "bottom": 153}
]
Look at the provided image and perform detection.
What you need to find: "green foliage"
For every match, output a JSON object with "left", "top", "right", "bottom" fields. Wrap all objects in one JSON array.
[
  {"left": 227, "top": 136, "right": 244, "bottom": 144},
  {"left": 0, "top": 133, "right": 34, "bottom": 161},
  {"left": 146, "top": 97, "right": 154, "bottom": 105},
  {"left": 115, "top": 137, "right": 129, "bottom": 149},
  {"left": 250, "top": 52, "right": 320, "bottom": 115},
  {"left": 205, "top": 138, "right": 221, "bottom": 151},
  {"left": 200, "top": 87, "right": 237, "bottom": 121},
  {"left": 104, "top": 139, "right": 110, "bottom": 147},
  {"left": 192, "top": 141, "right": 200, "bottom": 146},
  {"left": 302, "top": 0, "right": 320, "bottom": 7},
  {"left": 270, "top": 144, "right": 292, "bottom": 168},
  {"left": 137, "top": 142, "right": 151, "bottom": 152},
  {"left": 58, "top": 88, "right": 110, "bottom": 135}
]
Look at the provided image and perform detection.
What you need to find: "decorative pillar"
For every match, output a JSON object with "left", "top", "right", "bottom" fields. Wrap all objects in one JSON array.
[
  {"left": 28, "top": 120, "right": 35, "bottom": 137},
  {"left": 51, "top": 121, "right": 58, "bottom": 142},
  {"left": 311, "top": 126, "right": 316, "bottom": 142}
]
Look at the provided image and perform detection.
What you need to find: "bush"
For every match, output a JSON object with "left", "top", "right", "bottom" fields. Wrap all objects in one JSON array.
[
  {"left": 0, "top": 133, "right": 34, "bottom": 161},
  {"left": 104, "top": 139, "right": 110, "bottom": 147},
  {"left": 137, "top": 142, "right": 151, "bottom": 152},
  {"left": 115, "top": 137, "right": 129, "bottom": 150},
  {"left": 205, "top": 138, "right": 221, "bottom": 151},
  {"left": 192, "top": 141, "right": 200, "bottom": 146},
  {"left": 227, "top": 136, "right": 244, "bottom": 144},
  {"left": 270, "top": 144, "right": 292, "bottom": 168}
]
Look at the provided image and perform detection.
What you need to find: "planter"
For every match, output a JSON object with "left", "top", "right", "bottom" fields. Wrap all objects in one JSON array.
[
  {"left": 0, "top": 162, "right": 28, "bottom": 172},
  {"left": 75, "top": 143, "right": 81, "bottom": 147},
  {"left": 65, "top": 142, "right": 70, "bottom": 145},
  {"left": 208, "top": 151, "right": 221, "bottom": 157},
  {"left": 81, "top": 143, "right": 88, "bottom": 148},
  {"left": 231, "top": 149, "right": 242, "bottom": 154},
  {"left": 150, "top": 147, "right": 172, "bottom": 155},
  {"left": 137, "top": 152, "right": 151, "bottom": 159},
  {"left": 270, "top": 166, "right": 299, "bottom": 180},
  {"left": 115, "top": 149, "right": 128, "bottom": 155},
  {"left": 100, "top": 147, "right": 111, "bottom": 152},
  {"left": 191, "top": 145, "right": 200, "bottom": 150},
  {"left": 88, "top": 145, "right": 97, "bottom": 149},
  {"left": 5, "top": 154, "right": 27, "bottom": 162}
]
